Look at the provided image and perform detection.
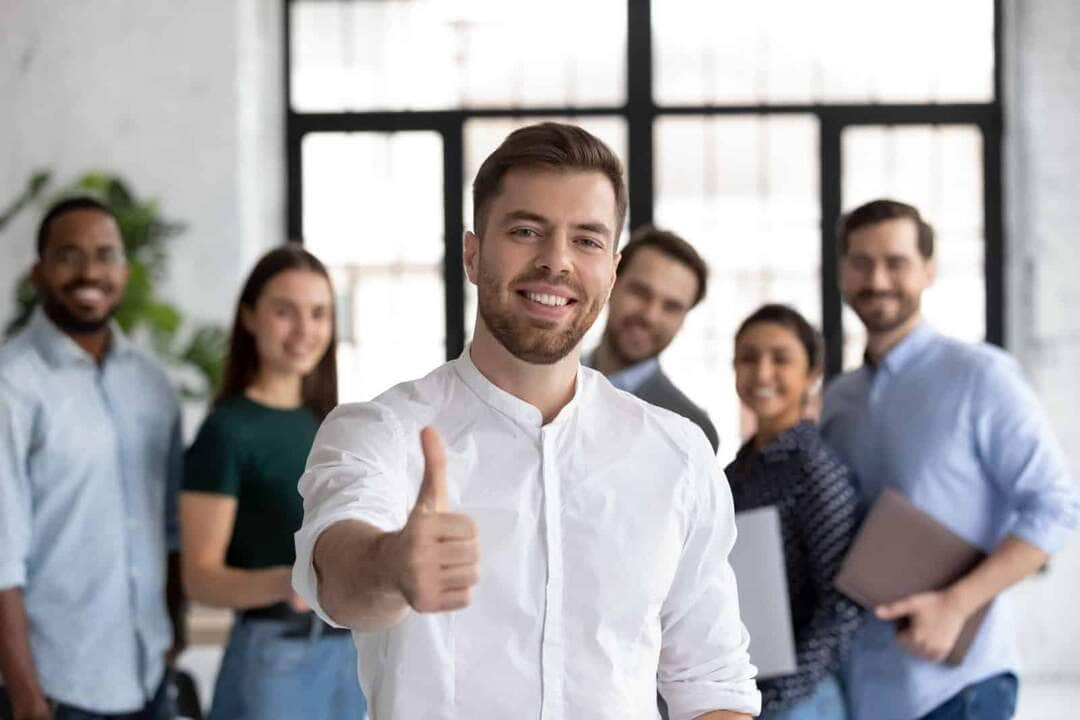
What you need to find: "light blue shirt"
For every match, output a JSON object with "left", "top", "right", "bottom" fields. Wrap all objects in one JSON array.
[
  {"left": 603, "top": 356, "right": 660, "bottom": 393},
  {"left": 821, "top": 323, "right": 1080, "bottom": 720},
  {"left": 0, "top": 308, "right": 182, "bottom": 713}
]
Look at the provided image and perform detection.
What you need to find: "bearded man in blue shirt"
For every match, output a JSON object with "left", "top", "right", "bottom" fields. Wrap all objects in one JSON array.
[
  {"left": 0, "top": 198, "right": 186, "bottom": 720},
  {"left": 820, "top": 198, "right": 1080, "bottom": 720}
]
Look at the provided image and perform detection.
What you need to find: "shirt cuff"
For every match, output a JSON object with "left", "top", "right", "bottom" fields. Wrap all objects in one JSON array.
[
  {"left": 0, "top": 559, "right": 27, "bottom": 591},
  {"left": 1008, "top": 513, "right": 1078, "bottom": 556},
  {"left": 660, "top": 681, "right": 762, "bottom": 720}
]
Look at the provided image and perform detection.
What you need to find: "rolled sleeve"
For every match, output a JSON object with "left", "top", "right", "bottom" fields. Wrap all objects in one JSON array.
[
  {"left": 974, "top": 356, "right": 1080, "bottom": 555},
  {"left": 0, "top": 383, "right": 33, "bottom": 590},
  {"left": 292, "top": 401, "right": 410, "bottom": 625},
  {"left": 658, "top": 429, "right": 761, "bottom": 719}
]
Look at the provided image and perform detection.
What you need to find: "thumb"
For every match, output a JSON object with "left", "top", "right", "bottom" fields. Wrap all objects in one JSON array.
[
  {"left": 415, "top": 426, "right": 448, "bottom": 514},
  {"left": 876, "top": 596, "right": 917, "bottom": 621}
]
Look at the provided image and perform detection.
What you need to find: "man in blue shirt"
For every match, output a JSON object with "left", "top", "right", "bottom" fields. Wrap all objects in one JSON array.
[
  {"left": 0, "top": 198, "right": 185, "bottom": 720},
  {"left": 821, "top": 199, "right": 1080, "bottom": 720},
  {"left": 590, "top": 225, "right": 719, "bottom": 452}
]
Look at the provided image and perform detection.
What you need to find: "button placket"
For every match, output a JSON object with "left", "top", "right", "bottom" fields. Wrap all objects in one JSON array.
[{"left": 539, "top": 427, "right": 564, "bottom": 719}]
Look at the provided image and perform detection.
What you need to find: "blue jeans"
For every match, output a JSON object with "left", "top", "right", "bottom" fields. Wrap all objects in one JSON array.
[
  {"left": 919, "top": 673, "right": 1018, "bottom": 720},
  {"left": 0, "top": 672, "right": 174, "bottom": 720},
  {"left": 207, "top": 618, "right": 367, "bottom": 720},
  {"left": 759, "top": 675, "right": 848, "bottom": 720}
]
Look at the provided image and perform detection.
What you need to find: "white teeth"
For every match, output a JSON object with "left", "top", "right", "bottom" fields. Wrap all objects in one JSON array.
[
  {"left": 526, "top": 292, "right": 568, "bottom": 307},
  {"left": 753, "top": 388, "right": 778, "bottom": 398},
  {"left": 72, "top": 287, "right": 105, "bottom": 303}
]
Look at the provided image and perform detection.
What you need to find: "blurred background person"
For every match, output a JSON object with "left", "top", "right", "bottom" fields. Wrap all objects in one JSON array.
[
  {"left": 0, "top": 198, "right": 184, "bottom": 720},
  {"left": 590, "top": 225, "right": 719, "bottom": 452},
  {"left": 726, "top": 303, "right": 862, "bottom": 720},
  {"left": 822, "top": 200, "right": 1080, "bottom": 720},
  {"left": 179, "top": 245, "right": 366, "bottom": 720}
]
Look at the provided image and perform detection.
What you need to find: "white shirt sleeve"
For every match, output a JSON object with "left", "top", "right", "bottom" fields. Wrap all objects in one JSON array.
[
  {"left": 292, "top": 400, "right": 412, "bottom": 626},
  {"left": 657, "top": 425, "right": 762, "bottom": 719}
]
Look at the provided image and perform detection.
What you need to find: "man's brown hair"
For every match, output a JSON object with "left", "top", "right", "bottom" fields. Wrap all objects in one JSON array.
[
  {"left": 837, "top": 198, "right": 935, "bottom": 259},
  {"left": 617, "top": 225, "right": 709, "bottom": 307},
  {"left": 471, "top": 122, "right": 627, "bottom": 240}
]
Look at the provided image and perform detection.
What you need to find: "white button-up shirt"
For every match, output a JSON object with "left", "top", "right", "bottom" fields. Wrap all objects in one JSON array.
[{"left": 293, "top": 351, "right": 760, "bottom": 720}]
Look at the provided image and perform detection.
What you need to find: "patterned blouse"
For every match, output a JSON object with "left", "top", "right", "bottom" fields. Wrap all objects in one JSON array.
[{"left": 725, "top": 420, "right": 864, "bottom": 712}]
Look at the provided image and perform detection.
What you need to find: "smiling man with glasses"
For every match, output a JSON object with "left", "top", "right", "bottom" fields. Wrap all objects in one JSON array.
[{"left": 0, "top": 198, "right": 186, "bottom": 720}]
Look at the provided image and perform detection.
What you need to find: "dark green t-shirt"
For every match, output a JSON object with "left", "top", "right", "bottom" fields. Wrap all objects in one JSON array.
[{"left": 184, "top": 396, "right": 319, "bottom": 569}]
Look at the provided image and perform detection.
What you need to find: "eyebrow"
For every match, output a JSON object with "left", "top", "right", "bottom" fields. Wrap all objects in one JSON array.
[{"left": 502, "top": 210, "right": 613, "bottom": 238}]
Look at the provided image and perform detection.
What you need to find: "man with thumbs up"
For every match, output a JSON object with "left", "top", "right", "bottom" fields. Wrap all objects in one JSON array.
[{"left": 293, "top": 123, "right": 760, "bottom": 720}]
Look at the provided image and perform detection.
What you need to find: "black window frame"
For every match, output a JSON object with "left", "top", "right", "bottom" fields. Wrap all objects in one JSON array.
[{"left": 284, "top": 0, "right": 1004, "bottom": 378}]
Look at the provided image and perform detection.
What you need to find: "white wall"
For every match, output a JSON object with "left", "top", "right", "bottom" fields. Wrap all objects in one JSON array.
[
  {"left": 0, "top": 0, "right": 283, "bottom": 335},
  {"left": 1004, "top": 0, "right": 1080, "bottom": 678}
]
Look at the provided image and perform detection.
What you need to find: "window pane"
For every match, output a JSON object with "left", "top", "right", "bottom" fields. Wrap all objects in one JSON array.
[
  {"left": 654, "top": 0, "right": 994, "bottom": 105},
  {"left": 654, "top": 115, "right": 821, "bottom": 460},
  {"left": 840, "top": 124, "right": 985, "bottom": 369},
  {"left": 461, "top": 116, "right": 629, "bottom": 346},
  {"left": 291, "top": 0, "right": 626, "bottom": 112},
  {"left": 302, "top": 131, "right": 446, "bottom": 401}
]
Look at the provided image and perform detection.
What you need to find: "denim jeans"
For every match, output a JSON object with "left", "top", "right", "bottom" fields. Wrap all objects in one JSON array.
[
  {"left": 759, "top": 675, "right": 849, "bottom": 720},
  {"left": 919, "top": 673, "right": 1018, "bottom": 720},
  {"left": 207, "top": 617, "right": 367, "bottom": 720},
  {"left": 0, "top": 671, "right": 174, "bottom": 720}
]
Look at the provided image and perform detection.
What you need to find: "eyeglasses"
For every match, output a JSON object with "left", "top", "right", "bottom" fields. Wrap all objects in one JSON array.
[{"left": 46, "top": 246, "right": 127, "bottom": 271}]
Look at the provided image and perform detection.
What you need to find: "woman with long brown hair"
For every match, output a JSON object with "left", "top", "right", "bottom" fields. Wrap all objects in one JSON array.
[{"left": 180, "top": 244, "right": 365, "bottom": 719}]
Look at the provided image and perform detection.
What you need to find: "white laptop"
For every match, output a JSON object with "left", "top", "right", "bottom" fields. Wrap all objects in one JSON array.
[{"left": 729, "top": 505, "right": 797, "bottom": 678}]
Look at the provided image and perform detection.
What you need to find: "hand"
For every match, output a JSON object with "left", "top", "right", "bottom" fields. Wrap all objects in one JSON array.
[
  {"left": 287, "top": 591, "right": 310, "bottom": 613},
  {"left": 165, "top": 627, "right": 188, "bottom": 665},
  {"left": 11, "top": 691, "right": 52, "bottom": 720},
  {"left": 382, "top": 427, "right": 479, "bottom": 613},
  {"left": 876, "top": 590, "right": 969, "bottom": 663}
]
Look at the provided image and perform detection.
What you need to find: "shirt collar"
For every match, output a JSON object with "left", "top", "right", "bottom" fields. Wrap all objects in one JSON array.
[
  {"left": 606, "top": 356, "right": 660, "bottom": 393},
  {"left": 735, "top": 419, "right": 815, "bottom": 465},
  {"left": 869, "top": 322, "right": 935, "bottom": 375},
  {"left": 28, "top": 305, "right": 132, "bottom": 368},
  {"left": 452, "top": 345, "right": 582, "bottom": 433}
]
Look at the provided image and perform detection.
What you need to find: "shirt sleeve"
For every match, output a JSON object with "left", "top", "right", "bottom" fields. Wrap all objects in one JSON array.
[
  {"left": 759, "top": 444, "right": 864, "bottom": 710},
  {"left": 973, "top": 355, "right": 1080, "bottom": 554},
  {"left": 657, "top": 425, "right": 762, "bottom": 720},
  {"left": 291, "top": 400, "right": 411, "bottom": 626},
  {"left": 0, "top": 380, "right": 34, "bottom": 590},
  {"left": 183, "top": 410, "right": 243, "bottom": 497}
]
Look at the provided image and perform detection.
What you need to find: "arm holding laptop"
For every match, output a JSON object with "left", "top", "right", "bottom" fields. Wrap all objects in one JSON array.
[
  {"left": 877, "top": 357, "right": 1080, "bottom": 663},
  {"left": 876, "top": 535, "right": 1047, "bottom": 662}
]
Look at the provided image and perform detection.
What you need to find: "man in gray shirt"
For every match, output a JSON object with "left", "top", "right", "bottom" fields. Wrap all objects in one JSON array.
[
  {"left": 0, "top": 198, "right": 185, "bottom": 720},
  {"left": 590, "top": 225, "right": 719, "bottom": 451}
]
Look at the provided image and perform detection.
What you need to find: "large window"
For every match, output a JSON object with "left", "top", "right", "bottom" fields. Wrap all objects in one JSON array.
[{"left": 287, "top": 0, "right": 1002, "bottom": 458}]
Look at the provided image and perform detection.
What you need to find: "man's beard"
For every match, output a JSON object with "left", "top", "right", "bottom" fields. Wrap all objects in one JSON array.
[
  {"left": 851, "top": 290, "right": 919, "bottom": 334},
  {"left": 476, "top": 263, "right": 601, "bottom": 365},
  {"left": 41, "top": 284, "right": 120, "bottom": 335}
]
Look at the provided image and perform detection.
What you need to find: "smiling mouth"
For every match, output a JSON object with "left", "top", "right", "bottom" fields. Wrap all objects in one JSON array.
[
  {"left": 67, "top": 285, "right": 109, "bottom": 305},
  {"left": 519, "top": 291, "right": 575, "bottom": 308}
]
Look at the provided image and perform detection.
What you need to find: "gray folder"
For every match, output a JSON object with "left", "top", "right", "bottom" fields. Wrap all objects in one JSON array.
[
  {"left": 833, "top": 488, "right": 990, "bottom": 665},
  {"left": 730, "top": 506, "right": 798, "bottom": 678}
]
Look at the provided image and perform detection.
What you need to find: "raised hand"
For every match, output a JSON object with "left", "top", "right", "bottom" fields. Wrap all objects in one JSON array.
[{"left": 386, "top": 427, "right": 479, "bottom": 613}]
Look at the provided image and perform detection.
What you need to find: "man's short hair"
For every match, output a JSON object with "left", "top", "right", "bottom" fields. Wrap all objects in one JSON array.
[
  {"left": 617, "top": 225, "right": 709, "bottom": 307},
  {"left": 36, "top": 196, "right": 119, "bottom": 258},
  {"left": 471, "top": 122, "right": 627, "bottom": 239},
  {"left": 837, "top": 198, "right": 935, "bottom": 259}
]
